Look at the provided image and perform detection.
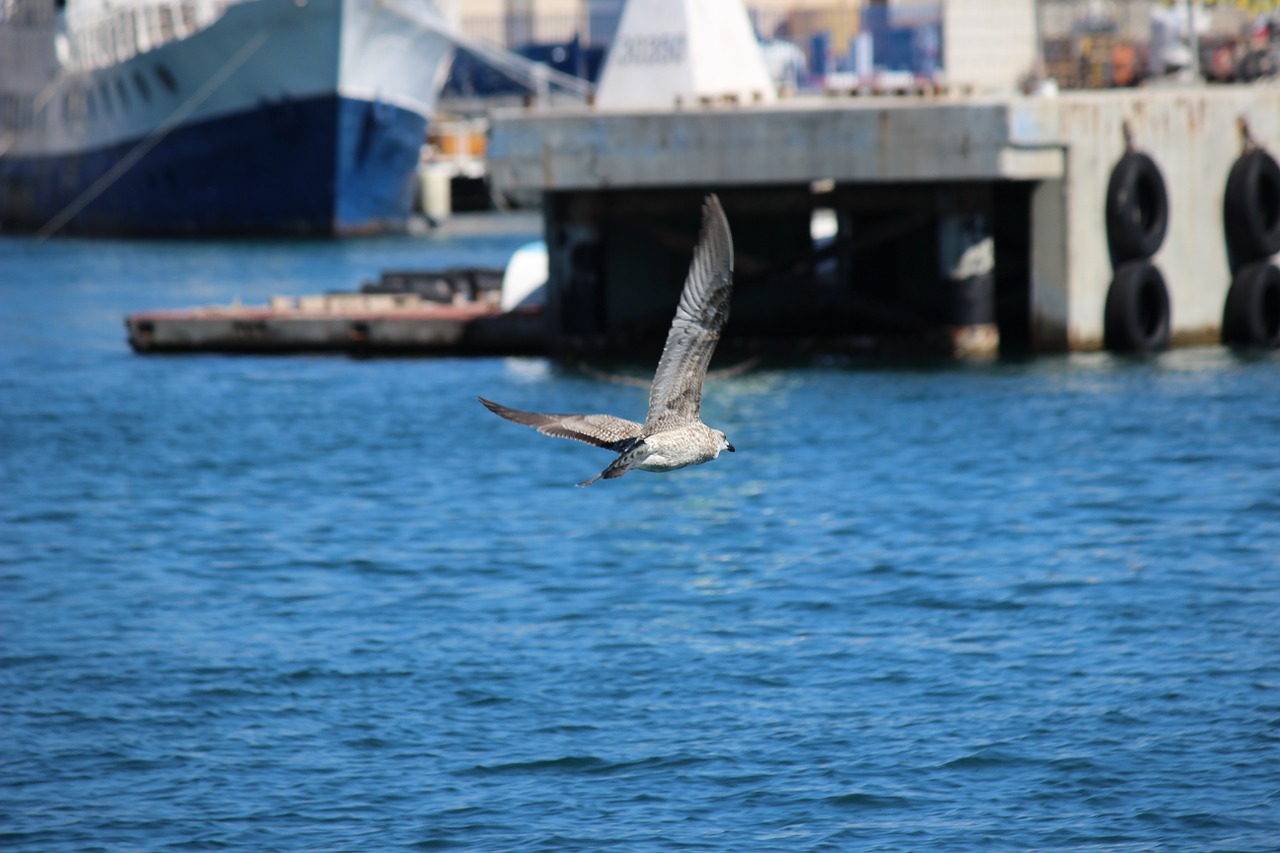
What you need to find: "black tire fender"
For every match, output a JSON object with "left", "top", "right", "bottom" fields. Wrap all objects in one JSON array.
[
  {"left": 1222, "top": 262, "right": 1280, "bottom": 348},
  {"left": 1106, "top": 152, "right": 1170, "bottom": 262},
  {"left": 1104, "top": 260, "right": 1171, "bottom": 353},
  {"left": 1224, "top": 148, "right": 1280, "bottom": 262}
]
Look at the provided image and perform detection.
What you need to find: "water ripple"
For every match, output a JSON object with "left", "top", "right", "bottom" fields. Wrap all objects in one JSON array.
[{"left": 3, "top": 239, "right": 1280, "bottom": 850}]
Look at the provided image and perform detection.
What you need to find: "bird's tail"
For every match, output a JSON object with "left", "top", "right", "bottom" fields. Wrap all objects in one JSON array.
[{"left": 577, "top": 442, "right": 645, "bottom": 487}]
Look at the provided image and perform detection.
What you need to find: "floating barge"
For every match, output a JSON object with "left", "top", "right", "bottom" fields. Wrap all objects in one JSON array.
[{"left": 126, "top": 268, "right": 547, "bottom": 355}]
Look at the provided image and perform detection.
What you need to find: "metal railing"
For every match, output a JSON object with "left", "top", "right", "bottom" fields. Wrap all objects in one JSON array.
[{"left": 63, "top": 0, "right": 232, "bottom": 71}]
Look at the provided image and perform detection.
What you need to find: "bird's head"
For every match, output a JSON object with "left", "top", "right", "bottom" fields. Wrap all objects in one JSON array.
[{"left": 717, "top": 430, "right": 735, "bottom": 454}]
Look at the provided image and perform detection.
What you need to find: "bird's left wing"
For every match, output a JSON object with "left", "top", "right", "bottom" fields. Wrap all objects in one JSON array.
[
  {"left": 644, "top": 194, "right": 734, "bottom": 433},
  {"left": 478, "top": 397, "right": 643, "bottom": 452}
]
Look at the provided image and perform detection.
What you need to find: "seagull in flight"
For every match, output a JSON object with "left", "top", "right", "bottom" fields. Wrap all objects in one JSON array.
[{"left": 479, "top": 194, "right": 735, "bottom": 486}]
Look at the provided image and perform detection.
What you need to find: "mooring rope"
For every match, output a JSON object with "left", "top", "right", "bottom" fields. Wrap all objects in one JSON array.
[{"left": 376, "top": 0, "right": 594, "bottom": 101}]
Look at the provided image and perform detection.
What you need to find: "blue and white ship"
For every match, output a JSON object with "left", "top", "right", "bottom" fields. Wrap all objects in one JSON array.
[{"left": 0, "top": 0, "right": 458, "bottom": 236}]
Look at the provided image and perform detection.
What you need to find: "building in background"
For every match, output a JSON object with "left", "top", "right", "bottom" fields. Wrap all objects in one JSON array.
[{"left": 452, "top": 0, "right": 1277, "bottom": 96}]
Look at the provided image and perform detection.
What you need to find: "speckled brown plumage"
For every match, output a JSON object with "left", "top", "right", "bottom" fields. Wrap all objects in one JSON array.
[{"left": 479, "top": 195, "right": 736, "bottom": 486}]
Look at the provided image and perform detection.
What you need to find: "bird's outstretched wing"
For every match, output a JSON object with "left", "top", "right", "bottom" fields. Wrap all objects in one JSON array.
[
  {"left": 478, "top": 397, "right": 643, "bottom": 452},
  {"left": 644, "top": 194, "right": 734, "bottom": 434}
]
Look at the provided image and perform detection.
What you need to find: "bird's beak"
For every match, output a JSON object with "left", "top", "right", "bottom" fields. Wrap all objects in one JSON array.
[{"left": 727, "top": 443, "right": 735, "bottom": 452}]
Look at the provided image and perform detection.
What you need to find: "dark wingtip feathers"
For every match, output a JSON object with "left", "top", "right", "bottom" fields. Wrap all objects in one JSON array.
[{"left": 478, "top": 396, "right": 533, "bottom": 426}]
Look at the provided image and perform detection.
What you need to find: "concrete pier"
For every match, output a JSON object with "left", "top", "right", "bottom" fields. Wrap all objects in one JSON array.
[{"left": 487, "top": 86, "right": 1280, "bottom": 355}]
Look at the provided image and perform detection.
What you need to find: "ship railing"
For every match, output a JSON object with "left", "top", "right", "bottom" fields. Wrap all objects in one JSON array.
[{"left": 66, "top": 0, "right": 232, "bottom": 71}]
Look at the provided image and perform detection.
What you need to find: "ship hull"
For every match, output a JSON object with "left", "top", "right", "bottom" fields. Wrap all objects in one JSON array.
[
  {"left": 2, "top": 94, "right": 426, "bottom": 236},
  {"left": 0, "top": 0, "right": 455, "bottom": 236}
]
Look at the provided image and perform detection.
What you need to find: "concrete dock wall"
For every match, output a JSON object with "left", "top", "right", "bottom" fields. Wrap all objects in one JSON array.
[
  {"left": 1012, "top": 87, "right": 1280, "bottom": 349},
  {"left": 488, "top": 98, "right": 1064, "bottom": 188},
  {"left": 488, "top": 86, "right": 1280, "bottom": 354}
]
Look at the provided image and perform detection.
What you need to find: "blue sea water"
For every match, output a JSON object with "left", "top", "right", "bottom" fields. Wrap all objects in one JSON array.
[{"left": 2, "top": 225, "right": 1279, "bottom": 851}]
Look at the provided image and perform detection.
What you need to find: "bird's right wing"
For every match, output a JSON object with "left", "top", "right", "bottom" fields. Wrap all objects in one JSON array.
[
  {"left": 478, "top": 397, "right": 643, "bottom": 452},
  {"left": 644, "top": 194, "right": 734, "bottom": 433}
]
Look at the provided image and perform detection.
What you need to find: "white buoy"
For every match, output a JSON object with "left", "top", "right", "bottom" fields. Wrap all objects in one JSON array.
[{"left": 500, "top": 241, "right": 548, "bottom": 312}]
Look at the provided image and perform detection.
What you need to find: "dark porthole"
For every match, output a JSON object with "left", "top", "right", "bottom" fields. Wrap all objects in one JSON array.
[
  {"left": 154, "top": 64, "right": 178, "bottom": 94},
  {"left": 116, "top": 77, "right": 130, "bottom": 108}
]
